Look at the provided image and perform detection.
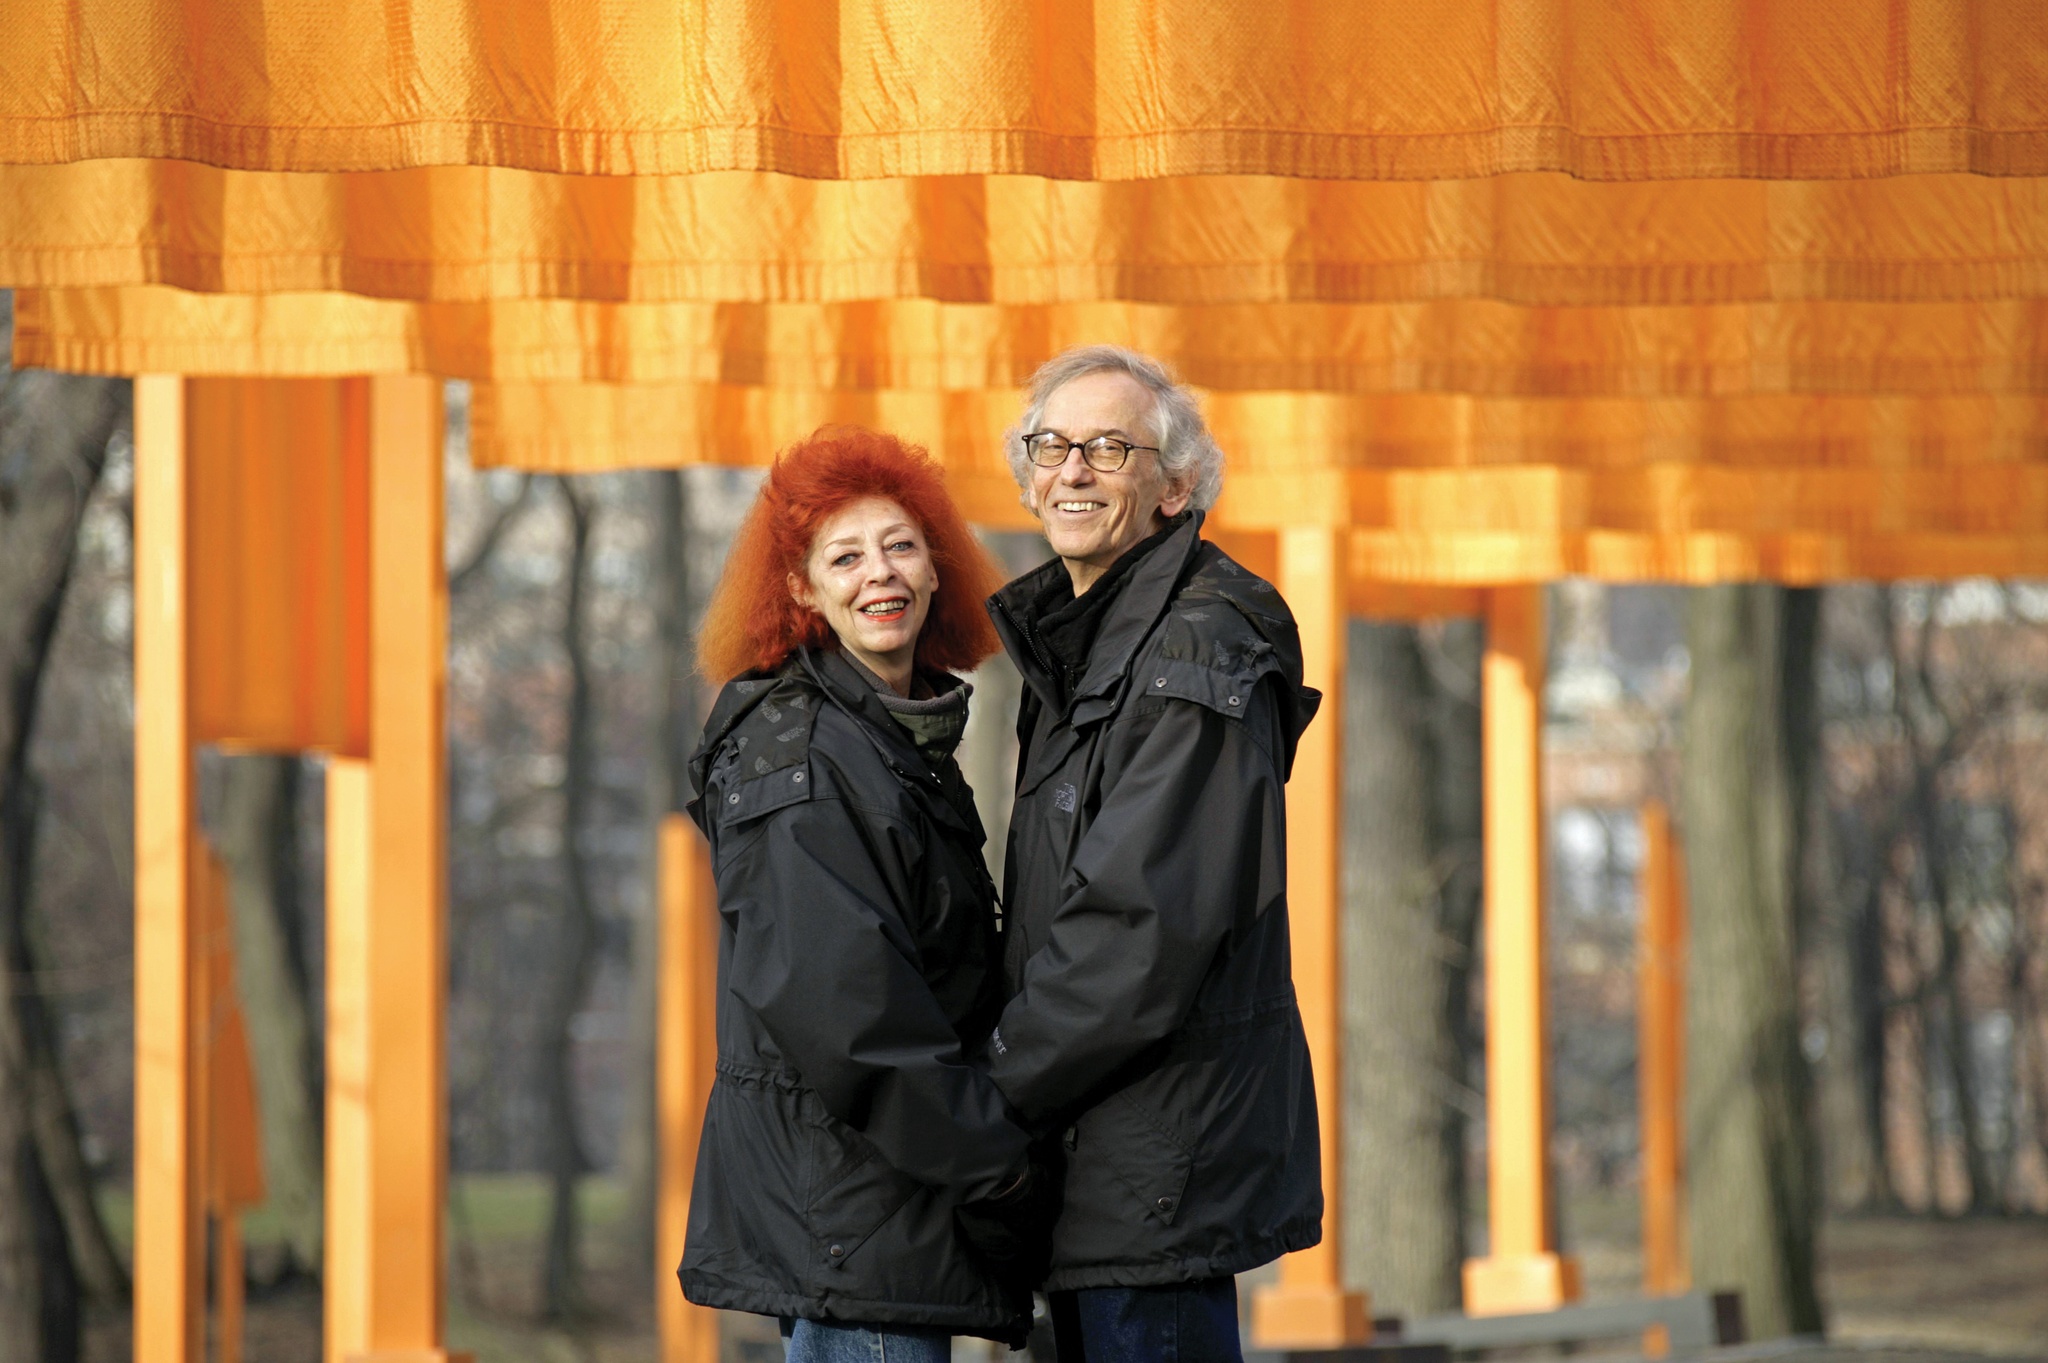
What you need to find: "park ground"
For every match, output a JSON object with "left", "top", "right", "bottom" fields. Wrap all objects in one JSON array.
[{"left": 77, "top": 1177, "right": 2048, "bottom": 1362}]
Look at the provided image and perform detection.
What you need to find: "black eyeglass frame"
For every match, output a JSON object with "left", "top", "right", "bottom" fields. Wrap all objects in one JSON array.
[{"left": 1021, "top": 430, "right": 1162, "bottom": 473}]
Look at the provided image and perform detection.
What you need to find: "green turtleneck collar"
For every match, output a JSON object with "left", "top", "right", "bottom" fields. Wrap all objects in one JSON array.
[{"left": 840, "top": 651, "right": 972, "bottom": 766}]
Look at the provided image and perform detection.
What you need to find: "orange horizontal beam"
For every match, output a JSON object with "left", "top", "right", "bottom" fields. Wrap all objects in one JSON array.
[{"left": 19, "top": 287, "right": 2048, "bottom": 395}]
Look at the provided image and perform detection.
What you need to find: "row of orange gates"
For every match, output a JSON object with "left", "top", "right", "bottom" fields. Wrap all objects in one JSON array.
[{"left": 1, "top": 2, "right": 2044, "bottom": 1360}]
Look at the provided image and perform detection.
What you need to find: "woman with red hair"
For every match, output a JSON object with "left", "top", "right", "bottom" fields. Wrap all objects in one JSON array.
[{"left": 680, "top": 429, "right": 1045, "bottom": 1359}]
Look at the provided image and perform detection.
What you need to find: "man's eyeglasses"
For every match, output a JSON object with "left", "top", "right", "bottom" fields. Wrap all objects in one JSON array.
[{"left": 1022, "top": 431, "right": 1160, "bottom": 473}]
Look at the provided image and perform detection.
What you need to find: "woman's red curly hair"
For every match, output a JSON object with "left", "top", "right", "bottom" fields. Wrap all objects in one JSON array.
[{"left": 698, "top": 427, "right": 1005, "bottom": 683}]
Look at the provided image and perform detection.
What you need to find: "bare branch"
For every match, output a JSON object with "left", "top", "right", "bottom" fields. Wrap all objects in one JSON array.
[{"left": 449, "top": 473, "right": 532, "bottom": 595}]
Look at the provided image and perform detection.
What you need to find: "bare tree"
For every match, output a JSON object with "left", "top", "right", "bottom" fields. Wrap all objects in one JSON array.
[
  {"left": 1340, "top": 618, "right": 1482, "bottom": 1314},
  {"left": 619, "top": 469, "right": 694, "bottom": 1282},
  {"left": 540, "top": 477, "right": 603, "bottom": 1320},
  {"left": 0, "top": 369, "right": 131, "bottom": 1361},
  {"left": 450, "top": 473, "right": 533, "bottom": 596},
  {"left": 1682, "top": 583, "right": 1823, "bottom": 1339},
  {"left": 1423, "top": 620, "right": 1484, "bottom": 1250},
  {"left": 1885, "top": 585, "right": 2015, "bottom": 1212},
  {"left": 1808, "top": 581, "right": 2048, "bottom": 1214},
  {"left": 1808, "top": 787, "right": 1892, "bottom": 1210},
  {"left": 1810, "top": 585, "right": 1916, "bottom": 1212}
]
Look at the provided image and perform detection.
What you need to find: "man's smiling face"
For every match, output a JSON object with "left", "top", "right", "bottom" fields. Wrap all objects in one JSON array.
[{"left": 1027, "top": 370, "right": 1191, "bottom": 594}]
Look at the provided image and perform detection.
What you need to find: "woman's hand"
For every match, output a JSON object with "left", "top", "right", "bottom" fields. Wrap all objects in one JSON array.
[{"left": 954, "top": 1158, "right": 1059, "bottom": 1286}]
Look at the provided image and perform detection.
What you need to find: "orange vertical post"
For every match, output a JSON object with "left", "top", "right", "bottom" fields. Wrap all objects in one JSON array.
[
  {"left": 323, "top": 375, "right": 465, "bottom": 1363},
  {"left": 133, "top": 372, "right": 203, "bottom": 1363},
  {"left": 1638, "top": 801, "right": 1689, "bottom": 1299},
  {"left": 1464, "top": 585, "right": 1582, "bottom": 1316},
  {"left": 657, "top": 816, "right": 722, "bottom": 1363},
  {"left": 1251, "top": 527, "right": 1371, "bottom": 1349},
  {"left": 325, "top": 757, "right": 373, "bottom": 1363}
]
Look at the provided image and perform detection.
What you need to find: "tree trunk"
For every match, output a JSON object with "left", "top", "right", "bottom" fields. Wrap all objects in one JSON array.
[
  {"left": 540, "top": 480, "right": 602, "bottom": 1321},
  {"left": 1339, "top": 619, "right": 1477, "bottom": 1315},
  {"left": 618, "top": 469, "right": 692, "bottom": 1285},
  {"left": 214, "top": 752, "right": 325, "bottom": 1271},
  {"left": 1682, "top": 584, "right": 1823, "bottom": 1339},
  {"left": 1810, "top": 805, "right": 1889, "bottom": 1211},
  {"left": 1885, "top": 587, "right": 2001, "bottom": 1212},
  {"left": 1422, "top": 619, "right": 1484, "bottom": 1255},
  {"left": 1802, "top": 589, "right": 1889, "bottom": 1210},
  {"left": 0, "top": 370, "right": 129, "bottom": 1361},
  {"left": 1913, "top": 794, "right": 1999, "bottom": 1213}
]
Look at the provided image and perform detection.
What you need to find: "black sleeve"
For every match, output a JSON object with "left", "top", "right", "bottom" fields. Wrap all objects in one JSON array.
[
  {"left": 715, "top": 793, "right": 1030, "bottom": 1197},
  {"left": 988, "top": 691, "right": 1288, "bottom": 1120}
]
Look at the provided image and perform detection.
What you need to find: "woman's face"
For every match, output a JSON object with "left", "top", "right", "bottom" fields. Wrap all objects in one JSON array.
[{"left": 789, "top": 496, "right": 938, "bottom": 685}]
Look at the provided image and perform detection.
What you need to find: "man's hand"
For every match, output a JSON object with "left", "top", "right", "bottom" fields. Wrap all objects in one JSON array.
[{"left": 954, "top": 1159, "right": 1058, "bottom": 1285}]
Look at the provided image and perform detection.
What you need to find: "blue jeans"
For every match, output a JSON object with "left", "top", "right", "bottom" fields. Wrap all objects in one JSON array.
[
  {"left": 1048, "top": 1278, "right": 1243, "bottom": 1363},
  {"left": 779, "top": 1316, "right": 953, "bottom": 1363}
]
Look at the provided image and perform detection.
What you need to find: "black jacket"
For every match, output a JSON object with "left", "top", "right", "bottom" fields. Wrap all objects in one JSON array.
[
  {"left": 986, "top": 513, "right": 1325, "bottom": 1291},
  {"left": 678, "top": 647, "right": 1033, "bottom": 1342}
]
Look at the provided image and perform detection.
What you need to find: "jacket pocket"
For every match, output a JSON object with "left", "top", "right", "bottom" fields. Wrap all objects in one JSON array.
[
  {"left": 1068, "top": 1082, "right": 1195, "bottom": 1228},
  {"left": 680, "top": 1072, "right": 812, "bottom": 1281},
  {"left": 803, "top": 1095, "right": 922, "bottom": 1274}
]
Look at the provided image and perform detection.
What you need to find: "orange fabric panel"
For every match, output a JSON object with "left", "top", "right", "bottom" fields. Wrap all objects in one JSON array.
[
  {"left": 1190, "top": 392, "right": 2048, "bottom": 472},
  {"left": 469, "top": 379, "right": 1019, "bottom": 475},
  {"left": 1, "top": 1, "right": 2043, "bottom": 178},
  {"left": 188, "top": 377, "right": 371, "bottom": 756},
  {"left": 20, "top": 287, "right": 2048, "bottom": 394},
  {"left": 1227, "top": 465, "right": 2048, "bottom": 537},
  {"left": 461, "top": 382, "right": 2048, "bottom": 580},
  {"left": 198, "top": 845, "right": 267, "bottom": 1215},
  {"left": 1347, "top": 530, "right": 2048, "bottom": 585},
  {"left": 4, "top": 163, "right": 2047, "bottom": 306},
  {"left": 466, "top": 383, "right": 2048, "bottom": 479},
  {"left": 207, "top": 1007, "right": 266, "bottom": 1212}
]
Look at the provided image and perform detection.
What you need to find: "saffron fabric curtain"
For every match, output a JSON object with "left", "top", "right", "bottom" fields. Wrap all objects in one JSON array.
[
  {"left": 4, "top": 0, "right": 2044, "bottom": 177},
  {"left": 458, "top": 378, "right": 2048, "bottom": 585},
  {"left": 187, "top": 377, "right": 371, "bottom": 755},
  {"left": 3, "top": 0, "right": 2044, "bottom": 585},
  {"left": 19, "top": 286, "right": 2048, "bottom": 395},
  {"left": 3, "top": 163, "right": 2046, "bottom": 305},
  {"left": 466, "top": 382, "right": 2048, "bottom": 476}
]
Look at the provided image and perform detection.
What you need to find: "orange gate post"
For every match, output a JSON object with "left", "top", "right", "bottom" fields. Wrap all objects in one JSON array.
[
  {"left": 326, "top": 755, "right": 373, "bottom": 1361},
  {"left": 323, "top": 375, "right": 466, "bottom": 1363},
  {"left": 133, "top": 372, "right": 204, "bottom": 1363},
  {"left": 1464, "top": 585, "right": 1582, "bottom": 1315},
  {"left": 657, "top": 815, "right": 721, "bottom": 1363},
  {"left": 1639, "top": 800, "right": 1689, "bottom": 1330},
  {"left": 1251, "top": 525, "right": 1372, "bottom": 1349}
]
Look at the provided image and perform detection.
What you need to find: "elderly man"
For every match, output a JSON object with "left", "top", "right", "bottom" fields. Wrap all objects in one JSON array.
[{"left": 981, "top": 346, "right": 1324, "bottom": 1361}]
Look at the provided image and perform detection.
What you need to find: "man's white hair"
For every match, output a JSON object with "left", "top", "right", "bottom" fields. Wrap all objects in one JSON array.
[{"left": 1006, "top": 345, "right": 1225, "bottom": 511}]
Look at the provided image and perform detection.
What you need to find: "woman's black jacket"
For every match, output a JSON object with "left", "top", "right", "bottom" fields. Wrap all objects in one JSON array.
[{"left": 677, "top": 647, "right": 1033, "bottom": 1343}]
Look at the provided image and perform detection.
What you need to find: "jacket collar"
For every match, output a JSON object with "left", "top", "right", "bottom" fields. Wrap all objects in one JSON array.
[
  {"left": 990, "top": 511, "right": 1206, "bottom": 725},
  {"left": 796, "top": 646, "right": 984, "bottom": 837}
]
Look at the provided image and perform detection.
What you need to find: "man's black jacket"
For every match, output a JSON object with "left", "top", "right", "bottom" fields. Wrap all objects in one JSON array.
[
  {"left": 986, "top": 512, "right": 1326, "bottom": 1291},
  {"left": 678, "top": 647, "right": 1033, "bottom": 1342}
]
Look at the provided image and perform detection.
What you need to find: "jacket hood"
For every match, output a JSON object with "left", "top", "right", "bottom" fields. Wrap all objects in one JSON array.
[
  {"left": 687, "top": 647, "right": 982, "bottom": 837},
  {"left": 684, "top": 665, "right": 788, "bottom": 825}
]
